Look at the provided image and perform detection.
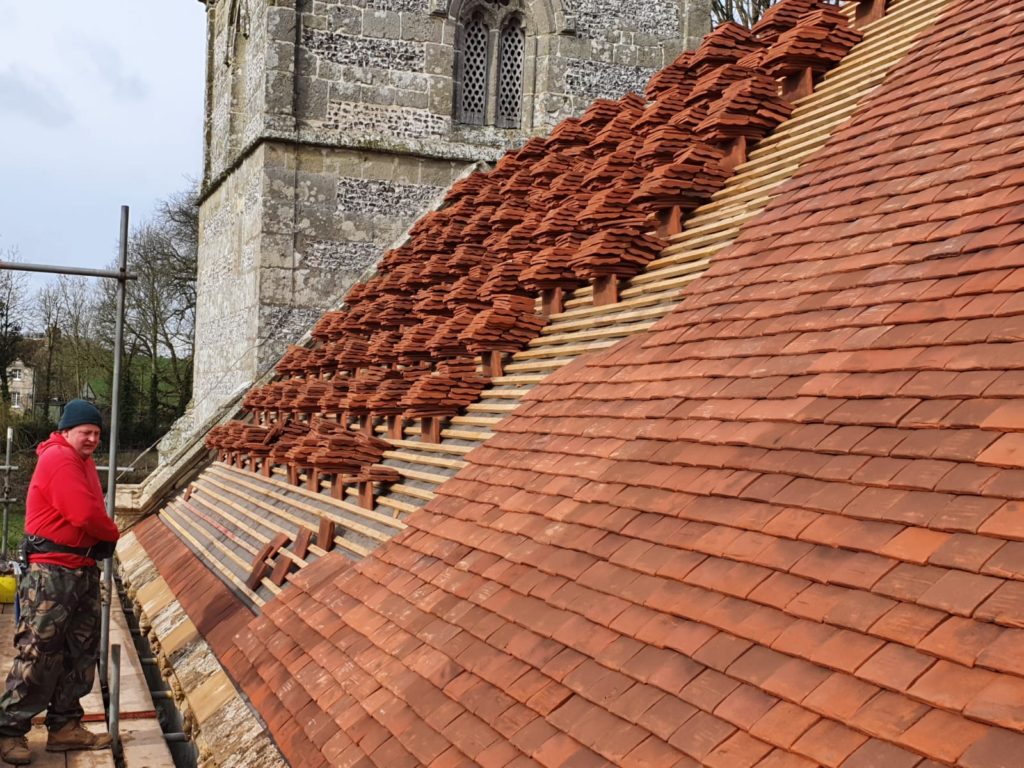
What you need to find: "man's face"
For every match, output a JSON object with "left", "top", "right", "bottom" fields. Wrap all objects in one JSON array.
[{"left": 63, "top": 425, "right": 101, "bottom": 459}]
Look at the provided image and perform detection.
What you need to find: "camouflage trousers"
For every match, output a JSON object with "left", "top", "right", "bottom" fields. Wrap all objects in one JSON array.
[{"left": 0, "top": 563, "right": 101, "bottom": 736}]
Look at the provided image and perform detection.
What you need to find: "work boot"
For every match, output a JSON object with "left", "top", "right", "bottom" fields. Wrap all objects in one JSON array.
[
  {"left": 45, "top": 720, "right": 111, "bottom": 752},
  {"left": 0, "top": 735, "right": 30, "bottom": 765}
]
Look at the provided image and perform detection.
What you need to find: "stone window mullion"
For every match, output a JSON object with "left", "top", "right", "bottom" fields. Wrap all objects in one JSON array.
[{"left": 496, "top": 17, "right": 525, "bottom": 129}]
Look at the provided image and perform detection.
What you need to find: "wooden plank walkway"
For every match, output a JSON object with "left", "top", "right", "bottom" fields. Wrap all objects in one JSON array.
[{"left": 0, "top": 592, "right": 174, "bottom": 768}]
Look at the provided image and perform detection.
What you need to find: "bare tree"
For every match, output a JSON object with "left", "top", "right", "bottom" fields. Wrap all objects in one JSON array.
[
  {"left": 711, "top": 0, "right": 775, "bottom": 27},
  {"left": 32, "top": 281, "right": 63, "bottom": 416},
  {"left": 58, "top": 276, "right": 102, "bottom": 400},
  {"left": 0, "top": 250, "right": 28, "bottom": 407},
  {"left": 93, "top": 183, "right": 199, "bottom": 442},
  {"left": 29, "top": 275, "right": 103, "bottom": 418}
]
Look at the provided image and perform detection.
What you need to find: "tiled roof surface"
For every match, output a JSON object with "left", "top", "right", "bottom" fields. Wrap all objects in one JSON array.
[{"left": 180, "top": 0, "right": 1024, "bottom": 765}]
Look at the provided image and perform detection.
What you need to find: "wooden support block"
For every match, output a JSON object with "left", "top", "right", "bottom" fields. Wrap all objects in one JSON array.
[
  {"left": 292, "top": 528, "right": 311, "bottom": 560},
  {"left": 262, "top": 459, "right": 273, "bottom": 478},
  {"left": 855, "top": 0, "right": 887, "bottom": 27},
  {"left": 593, "top": 275, "right": 621, "bottom": 306},
  {"left": 721, "top": 135, "right": 748, "bottom": 174},
  {"left": 359, "top": 415, "right": 373, "bottom": 435},
  {"left": 483, "top": 350, "right": 504, "bottom": 378},
  {"left": 655, "top": 206, "right": 685, "bottom": 238},
  {"left": 183, "top": 484, "right": 194, "bottom": 502},
  {"left": 422, "top": 417, "right": 442, "bottom": 444},
  {"left": 387, "top": 415, "right": 404, "bottom": 440},
  {"left": 245, "top": 533, "right": 288, "bottom": 591},
  {"left": 269, "top": 532, "right": 289, "bottom": 554},
  {"left": 541, "top": 287, "right": 564, "bottom": 317},
  {"left": 306, "top": 469, "right": 319, "bottom": 492},
  {"left": 269, "top": 557, "right": 291, "bottom": 587},
  {"left": 318, "top": 517, "right": 336, "bottom": 552},
  {"left": 358, "top": 481, "right": 374, "bottom": 510},
  {"left": 234, "top": 452, "right": 244, "bottom": 469},
  {"left": 288, "top": 464, "right": 300, "bottom": 486},
  {"left": 781, "top": 67, "right": 814, "bottom": 103},
  {"left": 331, "top": 474, "right": 346, "bottom": 500},
  {"left": 245, "top": 546, "right": 272, "bottom": 591}
]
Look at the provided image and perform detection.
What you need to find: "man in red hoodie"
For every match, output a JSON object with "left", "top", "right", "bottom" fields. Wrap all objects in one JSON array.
[{"left": 0, "top": 400, "right": 120, "bottom": 765}]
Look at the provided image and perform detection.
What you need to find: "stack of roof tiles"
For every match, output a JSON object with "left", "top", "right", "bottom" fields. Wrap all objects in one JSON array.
[{"left": 205, "top": 0, "right": 863, "bottom": 496}]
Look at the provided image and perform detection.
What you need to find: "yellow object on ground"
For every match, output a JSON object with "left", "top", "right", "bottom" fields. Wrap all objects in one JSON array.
[{"left": 0, "top": 575, "right": 16, "bottom": 604}]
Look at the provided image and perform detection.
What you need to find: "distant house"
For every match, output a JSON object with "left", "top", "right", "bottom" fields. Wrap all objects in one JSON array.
[{"left": 6, "top": 359, "right": 33, "bottom": 412}]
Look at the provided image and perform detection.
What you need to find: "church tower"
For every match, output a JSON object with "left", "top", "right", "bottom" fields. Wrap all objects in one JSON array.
[{"left": 189, "top": 0, "right": 711, "bottom": 428}]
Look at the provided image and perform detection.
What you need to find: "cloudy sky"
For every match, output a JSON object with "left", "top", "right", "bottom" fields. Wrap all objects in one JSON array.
[{"left": 0, "top": 0, "right": 206, "bottom": 293}]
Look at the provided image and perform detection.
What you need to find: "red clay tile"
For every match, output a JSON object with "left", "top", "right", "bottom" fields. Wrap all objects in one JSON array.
[
  {"left": 668, "top": 711, "right": 736, "bottom": 762},
  {"left": 703, "top": 731, "right": 773, "bottom": 768},
  {"left": 964, "top": 675, "right": 1024, "bottom": 730},
  {"left": 960, "top": 727, "right": 1024, "bottom": 768},
  {"left": 802, "top": 672, "right": 878, "bottom": 721},
  {"left": 839, "top": 738, "right": 927, "bottom": 768},
  {"left": 974, "top": 578, "right": 1024, "bottom": 626},
  {"left": 917, "top": 615, "right": 1005, "bottom": 667},
  {"left": 751, "top": 703, "right": 819, "bottom": 753},
  {"left": 899, "top": 708, "right": 989, "bottom": 763},
  {"left": 791, "top": 719, "right": 868, "bottom": 768},
  {"left": 879, "top": 528, "right": 951, "bottom": 564},
  {"left": 909, "top": 658, "right": 1000, "bottom": 712},
  {"left": 848, "top": 689, "right": 928, "bottom": 742},
  {"left": 855, "top": 642, "right": 935, "bottom": 692}
]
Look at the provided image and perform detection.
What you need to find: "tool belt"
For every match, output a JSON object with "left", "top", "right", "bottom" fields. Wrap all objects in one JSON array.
[{"left": 21, "top": 534, "right": 115, "bottom": 563}]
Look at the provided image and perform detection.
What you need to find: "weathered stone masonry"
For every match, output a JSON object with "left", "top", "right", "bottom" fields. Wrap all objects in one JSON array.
[{"left": 186, "top": 0, "right": 710, "bottom": 435}]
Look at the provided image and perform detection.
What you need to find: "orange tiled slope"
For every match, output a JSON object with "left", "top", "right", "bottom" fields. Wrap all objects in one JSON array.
[
  {"left": 159, "top": 1, "right": 1024, "bottom": 767},
  {"left": 130, "top": 1, "right": 1024, "bottom": 768}
]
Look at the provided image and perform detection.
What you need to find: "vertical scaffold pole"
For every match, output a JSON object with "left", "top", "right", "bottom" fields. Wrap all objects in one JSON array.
[
  {"left": 99, "top": 206, "right": 129, "bottom": 684},
  {"left": 2, "top": 427, "right": 12, "bottom": 559}
]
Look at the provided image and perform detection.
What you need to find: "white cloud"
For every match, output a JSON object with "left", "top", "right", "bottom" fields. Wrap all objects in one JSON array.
[
  {"left": 0, "top": 0, "right": 206, "bottom": 283},
  {"left": 78, "top": 40, "right": 150, "bottom": 103},
  {"left": 0, "top": 66, "right": 74, "bottom": 127}
]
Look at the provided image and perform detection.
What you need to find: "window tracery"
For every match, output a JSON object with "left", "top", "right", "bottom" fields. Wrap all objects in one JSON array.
[{"left": 454, "top": 2, "right": 528, "bottom": 129}]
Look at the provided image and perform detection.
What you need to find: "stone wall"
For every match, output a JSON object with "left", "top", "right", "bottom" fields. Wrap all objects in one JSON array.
[
  {"left": 192, "top": 133, "right": 467, "bottom": 426},
  {"left": 194, "top": 149, "right": 264, "bottom": 421}
]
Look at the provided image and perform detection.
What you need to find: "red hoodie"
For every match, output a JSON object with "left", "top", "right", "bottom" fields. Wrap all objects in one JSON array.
[{"left": 25, "top": 432, "right": 120, "bottom": 568}]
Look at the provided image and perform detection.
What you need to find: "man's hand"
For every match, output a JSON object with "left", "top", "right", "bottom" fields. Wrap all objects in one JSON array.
[{"left": 89, "top": 540, "right": 117, "bottom": 561}]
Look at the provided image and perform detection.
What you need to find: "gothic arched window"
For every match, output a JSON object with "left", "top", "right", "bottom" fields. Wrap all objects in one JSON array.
[
  {"left": 459, "top": 14, "right": 490, "bottom": 125},
  {"left": 496, "top": 17, "right": 525, "bottom": 128},
  {"left": 454, "top": 4, "right": 527, "bottom": 130}
]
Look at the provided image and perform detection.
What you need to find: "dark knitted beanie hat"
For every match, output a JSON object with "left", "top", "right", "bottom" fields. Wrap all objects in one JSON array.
[{"left": 58, "top": 400, "right": 103, "bottom": 431}]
